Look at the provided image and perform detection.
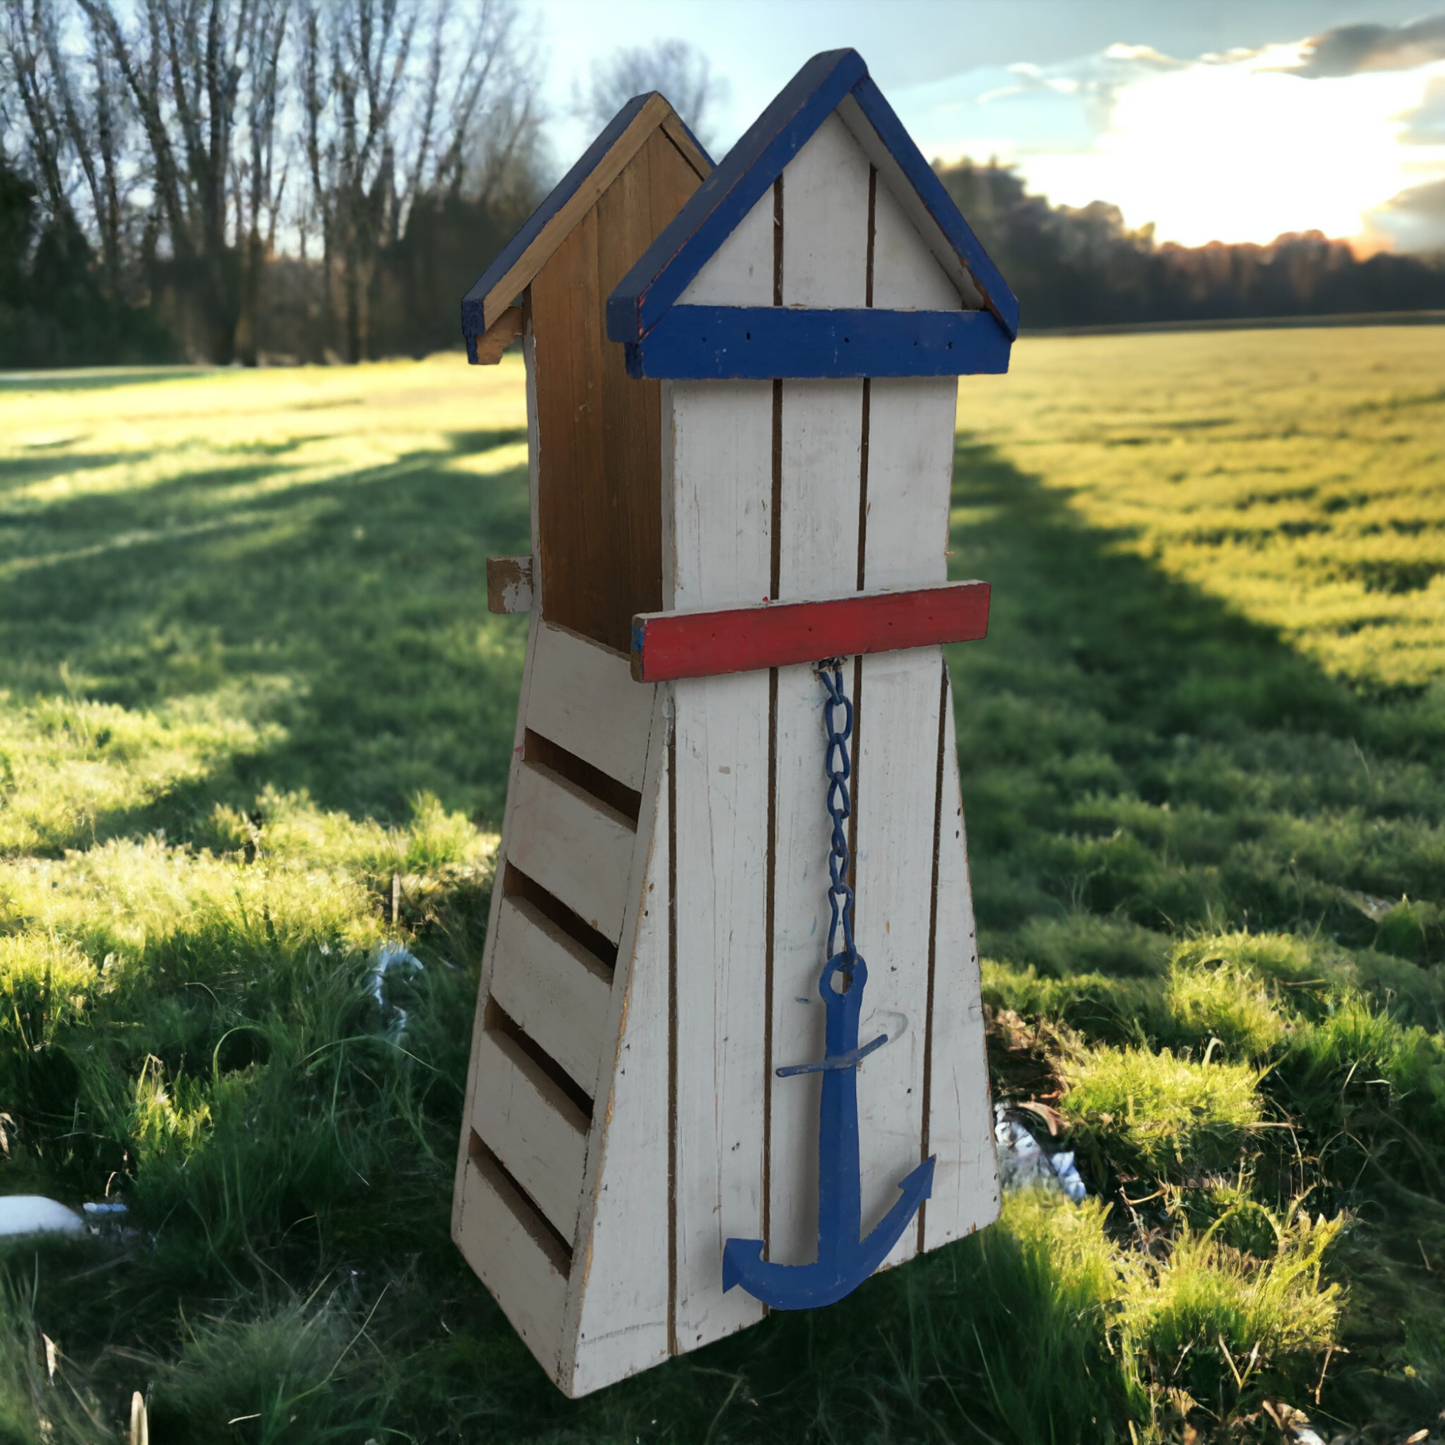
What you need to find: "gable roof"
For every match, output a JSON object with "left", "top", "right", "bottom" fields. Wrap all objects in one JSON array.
[
  {"left": 605, "top": 49, "right": 1018, "bottom": 374},
  {"left": 460, "top": 93, "right": 711, "bottom": 355}
]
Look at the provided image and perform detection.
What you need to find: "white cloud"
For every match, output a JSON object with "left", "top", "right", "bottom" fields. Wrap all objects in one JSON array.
[{"left": 895, "top": 40, "right": 1445, "bottom": 249}]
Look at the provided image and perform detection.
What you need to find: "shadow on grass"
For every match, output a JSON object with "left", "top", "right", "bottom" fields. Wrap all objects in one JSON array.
[
  {"left": 0, "top": 367, "right": 212, "bottom": 392},
  {"left": 942, "top": 438, "right": 1445, "bottom": 963},
  {"left": 6, "top": 432, "right": 1443, "bottom": 1443},
  {"left": 0, "top": 435, "right": 533, "bottom": 835}
]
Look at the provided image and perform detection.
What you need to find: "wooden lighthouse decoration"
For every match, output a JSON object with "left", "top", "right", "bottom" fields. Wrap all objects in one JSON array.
[{"left": 454, "top": 49, "right": 1018, "bottom": 1398}]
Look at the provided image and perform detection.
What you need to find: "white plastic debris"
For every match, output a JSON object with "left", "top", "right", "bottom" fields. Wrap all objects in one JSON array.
[
  {"left": 0, "top": 1195, "right": 85, "bottom": 1239},
  {"left": 368, "top": 943, "right": 425, "bottom": 1037},
  {"left": 994, "top": 1105, "right": 1087, "bottom": 1203},
  {"left": 82, "top": 1201, "right": 129, "bottom": 1218}
]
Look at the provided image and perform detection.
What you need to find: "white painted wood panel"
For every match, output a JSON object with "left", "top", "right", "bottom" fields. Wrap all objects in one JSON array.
[
  {"left": 777, "top": 379, "right": 864, "bottom": 584},
  {"left": 920, "top": 665, "right": 999, "bottom": 1250},
  {"left": 528, "top": 622, "right": 654, "bottom": 790},
  {"left": 473, "top": 1029, "right": 590, "bottom": 1241},
  {"left": 833, "top": 94, "right": 987, "bottom": 311},
  {"left": 781, "top": 113, "right": 871, "bottom": 307},
  {"left": 852, "top": 647, "right": 942, "bottom": 1269},
  {"left": 490, "top": 897, "right": 612, "bottom": 1097},
  {"left": 662, "top": 295, "right": 775, "bottom": 1344},
  {"left": 566, "top": 691, "right": 672, "bottom": 1395},
  {"left": 678, "top": 186, "right": 774, "bottom": 305},
  {"left": 767, "top": 662, "right": 829, "bottom": 1266},
  {"left": 506, "top": 761, "right": 635, "bottom": 943},
  {"left": 663, "top": 380, "right": 773, "bottom": 610},
  {"left": 457, "top": 1151, "right": 569, "bottom": 1374},
  {"left": 865, "top": 379, "right": 957, "bottom": 589},
  {"left": 672, "top": 670, "right": 770, "bottom": 1348},
  {"left": 871, "top": 178, "right": 962, "bottom": 312},
  {"left": 452, "top": 607, "right": 542, "bottom": 1243}
]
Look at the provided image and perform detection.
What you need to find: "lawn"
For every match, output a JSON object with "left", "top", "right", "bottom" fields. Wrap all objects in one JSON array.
[{"left": 0, "top": 331, "right": 1441, "bottom": 1443}]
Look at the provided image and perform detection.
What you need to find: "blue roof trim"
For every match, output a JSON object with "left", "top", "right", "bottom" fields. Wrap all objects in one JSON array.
[
  {"left": 621, "top": 306, "right": 1011, "bottom": 380},
  {"left": 848, "top": 76, "right": 1019, "bottom": 339},
  {"left": 460, "top": 91, "right": 700, "bottom": 344},
  {"left": 606, "top": 49, "right": 866, "bottom": 344},
  {"left": 606, "top": 49, "right": 1019, "bottom": 350}
]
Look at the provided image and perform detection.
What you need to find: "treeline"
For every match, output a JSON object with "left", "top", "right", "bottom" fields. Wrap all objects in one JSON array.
[
  {"left": 937, "top": 160, "right": 1445, "bottom": 329},
  {"left": 3, "top": 7, "right": 1444, "bottom": 369},
  {"left": 0, "top": 0, "right": 543, "bottom": 367}
]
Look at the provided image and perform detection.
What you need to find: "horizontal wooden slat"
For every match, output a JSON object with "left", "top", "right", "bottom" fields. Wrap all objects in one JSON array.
[
  {"left": 623, "top": 305, "right": 1011, "bottom": 381},
  {"left": 491, "top": 898, "right": 612, "bottom": 1097},
  {"left": 506, "top": 760, "right": 636, "bottom": 942},
  {"left": 473, "top": 1030, "right": 588, "bottom": 1241},
  {"left": 527, "top": 623, "right": 653, "bottom": 791},
  {"left": 456, "top": 1148, "right": 569, "bottom": 1366},
  {"left": 631, "top": 580, "right": 991, "bottom": 682}
]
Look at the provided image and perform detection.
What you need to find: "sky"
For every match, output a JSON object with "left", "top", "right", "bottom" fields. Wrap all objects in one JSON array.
[{"left": 529, "top": 0, "right": 1445, "bottom": 253}]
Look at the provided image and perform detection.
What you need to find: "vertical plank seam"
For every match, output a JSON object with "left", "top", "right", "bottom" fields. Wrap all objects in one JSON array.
[
  {"left": 765, "top": 171, "right": 784, "bottom": 1272},
  {"left": 849, "top": 170, "right": 875, "bottom": 897},
  {"left": 770, "top": 175, "right": 784, "bottom": 603},
  {"left": 666, "top": 702, "right": 679, "bottom": 1355},
  {"left": 865, "top": 165, "right": 877, "bottom": 310},
  {"left": 763, "top": 667, "right": 778, "bottom": 1266},
  {"left": 917, "top": 656, "right": 949, "bottom": 1250}
]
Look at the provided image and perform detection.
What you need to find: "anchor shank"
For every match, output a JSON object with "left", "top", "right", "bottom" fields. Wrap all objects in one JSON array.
[{"left": 816, "top": 960, "right": 865, "bottom": 1268}]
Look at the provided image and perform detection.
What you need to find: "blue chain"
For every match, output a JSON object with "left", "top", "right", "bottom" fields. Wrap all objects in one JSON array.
[{"left": 818, "top": 660, "right": 857, "bottom": 970}]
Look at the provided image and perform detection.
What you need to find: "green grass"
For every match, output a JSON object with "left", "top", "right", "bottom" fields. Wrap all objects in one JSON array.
[{"left": 0, "top": 334, "right": 1442, "bottom": 1443}]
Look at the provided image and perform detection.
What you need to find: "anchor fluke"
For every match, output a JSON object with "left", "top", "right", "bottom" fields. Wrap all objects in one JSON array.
[{"left": 723, "top": 1155, "right": 934, "bottom": 1309}]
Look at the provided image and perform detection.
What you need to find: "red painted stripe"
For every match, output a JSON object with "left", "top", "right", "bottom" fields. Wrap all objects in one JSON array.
[{"left": 631, "top": 581, "right": 990, "bottom": 683}]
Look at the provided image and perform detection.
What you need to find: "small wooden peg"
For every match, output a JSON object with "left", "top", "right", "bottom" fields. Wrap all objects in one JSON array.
[{"left": 473, "top": 305, "right": 525, "bottom": 364}]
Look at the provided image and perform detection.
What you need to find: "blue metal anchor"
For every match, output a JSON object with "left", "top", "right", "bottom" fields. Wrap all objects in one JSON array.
[{"left": 723, "top": 663, "right": 934, "bottom": 1311}]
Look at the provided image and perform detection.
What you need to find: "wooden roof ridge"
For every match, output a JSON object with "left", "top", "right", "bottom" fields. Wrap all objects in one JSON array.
[
  {"left": 605, "top": 49, "right": 1020, "bottom": 346},
  {"left": 460, "top": 93, "right": 712, "bottom": 358}
]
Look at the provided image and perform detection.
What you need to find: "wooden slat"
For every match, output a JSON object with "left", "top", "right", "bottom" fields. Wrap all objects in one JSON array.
[
  {"left": 672, "top": 671, "right": 769, "bottom": 1346},
  {"left": 452, "top": 610, "right": 542, "bottom": 1267},
  {"left": 768, "top": 125, "right": 870, "bottom": 1268},
  {"left": 531, "top": 124, "right": 705, "bottom": 653},
  {"left": 491, "top": 897, "right": 612, "bottom": 1097},
  {"left": 663, "top": 380, "right": 773, "bottom": 609},
  {"left": 850, "top": 190, "right": 974, "bottom": 1270},
  {"left": 630, "top": 580, "right": 990, "bottom": 681},
  {"left": 480, "top": 94, "right": 673, "bottom": 329},
  {"left": 473, "top": 1030, "right": 589, "bottom": 1240},
  {"left": 487, "top": 555, "right": 534, "bottom": 614},
  {"left": 456, "top": 1149, "right": 569, "bottom": 1373},
  {"left": 666, "top": 256, "right": 773, "bottom": 1344},
  {"left": 920, "top": 665, "right": 999, "bottom": 1250},
  {"left": 852, "top": 646, "right": 941, "bottom": 1270},
  {"left": 566, "top": 690, "right": 672, "bottom": 1395},
  {"left": 864, "top": 379, "right": 957, "bottom": 587},
  {"left": 528, "top": 622, "right": 653, "bottom": 791},
  {"left": 781, "top": 114, "right": 871, "bottom": 308},
  {"left": 506, "top": 761, "right": 635, "bottom": 944}
]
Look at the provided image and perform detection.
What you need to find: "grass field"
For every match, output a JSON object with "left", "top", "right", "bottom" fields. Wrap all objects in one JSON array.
[{"left": 0, "top": 329, "right": 1441, "bottom": 1443}]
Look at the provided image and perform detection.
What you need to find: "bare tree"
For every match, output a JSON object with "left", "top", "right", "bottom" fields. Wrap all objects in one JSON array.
[
  {"left": 301, "top": 0, "right": 540, "bottom": 362},
  {"left": 573, "top": 39, "right": 727, "bottom": 146},
  {"left": 2, "top": 0, "right": 544, "bottom": 363},
  {"left": 75, "top": 0, "right": 288, "bottom": 362}
]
